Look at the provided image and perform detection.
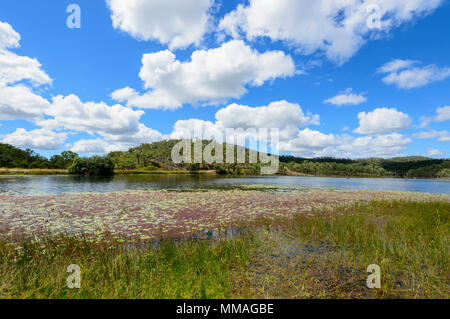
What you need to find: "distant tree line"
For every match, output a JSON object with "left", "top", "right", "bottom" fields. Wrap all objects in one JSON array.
[
  {"left": 0, "top": 143, "right": 78, "bottom": 169},
  {"left": 281, "top": 156, "right": 450, "bottom": 178},
  {"left": 1, "top": 142, "right": 449, "bottom": 178}
]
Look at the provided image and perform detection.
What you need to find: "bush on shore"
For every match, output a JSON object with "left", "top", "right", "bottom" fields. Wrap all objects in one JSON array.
[{"left": 68, "top": 157, "right": 115, "bottom": 176}]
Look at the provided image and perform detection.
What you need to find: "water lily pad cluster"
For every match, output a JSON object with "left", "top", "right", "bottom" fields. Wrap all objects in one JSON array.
[{"left": 0, "top": 188, "right": 447, "bottom": 242}]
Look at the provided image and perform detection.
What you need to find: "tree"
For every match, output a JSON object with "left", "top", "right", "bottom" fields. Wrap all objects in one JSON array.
[{"left": 68, "top": 157, "right": 114, "bottom": 176}]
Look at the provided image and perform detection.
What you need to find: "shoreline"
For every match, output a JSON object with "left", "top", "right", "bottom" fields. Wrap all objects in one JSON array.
[{"left": 1, "top": 168, "right": 449, "bottom": 180}]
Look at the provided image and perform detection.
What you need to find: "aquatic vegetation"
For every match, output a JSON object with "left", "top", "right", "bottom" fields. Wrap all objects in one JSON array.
[
  {"left": 0, "top": 188, "right": 447, "bottom": 242},
  {"left": 0, "top": 200, "right": 448, "bottom": 298}
]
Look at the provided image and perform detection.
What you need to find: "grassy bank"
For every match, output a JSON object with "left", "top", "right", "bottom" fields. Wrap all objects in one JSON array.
[
  {"left": 114, "top": 169, "right": 217, "bottom": 175},
  {"left": 0, "top": 168, "right": 68, "bottom": 175},
  {"left": 0, "top": 168, "right": 215, "bottom": 176},
  {"left": 0, "top": 200, "right": 448, "bottom": 299}
]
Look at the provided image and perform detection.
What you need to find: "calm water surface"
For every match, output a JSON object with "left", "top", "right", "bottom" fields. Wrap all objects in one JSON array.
[{"left": 0, "top": 175, "right": 448, "bottom": 196}]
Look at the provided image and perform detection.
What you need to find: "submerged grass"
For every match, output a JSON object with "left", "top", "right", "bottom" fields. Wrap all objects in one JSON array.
[
  {"left": 235, "top": 200, "right": 449, "bottom": 298},
  {"left": 0, "top": 200, "right": 448, "bottom": 299}
]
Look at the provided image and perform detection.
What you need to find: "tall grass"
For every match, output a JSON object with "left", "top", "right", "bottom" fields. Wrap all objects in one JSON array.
[
  {"left": 0, "top": 200, "right": 448, "bottom": 299},
  {"left": 0, "top": 235, "right": 251, "bottom": 299},
  {"left": 290, "top": 200, "right": 449, "bottom": 298}
]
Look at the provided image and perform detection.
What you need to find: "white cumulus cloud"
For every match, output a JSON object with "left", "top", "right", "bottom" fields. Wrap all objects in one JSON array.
[
  {"left": 1, "top": 128, "right": 67, "bottom": 150},
  {"left": 378, "top": 59, "right": 450, "bottom": 89},
  {"left": 420, "top": 106, "right": 450, "bottom": 127},
  {"left": 0, "top": 84, "right": 51, "bottom": 121},
  {"left": 413, "top": 130, "right": 450, "bottom": 142},
  {"left": 0, "top": 21, "right": 51, "bottom": 87},
  {"left": 111, "top": 40, "right": 295, "bottom": 109},
  {"left": 170, "top": 101, "right": 319, "bottom": 142},
  {"left": 219, "top": 0, "right": 444, "bottom": 64},
  {"left": 38, "top": 94, "right": 145, "bottom": 136},
  {"left": 324, "top": 88, "right": 367, "bottom": 106},
  {"left": 337, "top": 133, "right": 412, "bottom": 158},
  {"left": 107, "top": 0, "right": 214, "bottom": 50},
  {"left": 354, "top": 108, "right": 412, "bottom": 135},
  {"left": 0, "top": 21, "right": 20, "bottom": 50},
  {"left": 426, "top": 148, "right": 445, "bottom": 157},
  {"left": 0, "top": 21, "right": 52, "bottom": 122}
]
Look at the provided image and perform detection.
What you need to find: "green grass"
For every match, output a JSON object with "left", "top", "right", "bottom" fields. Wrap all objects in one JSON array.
[
  {"left": 0, "top": 168, "right": 68, "bottom": 175},
  {"left": 0, "top": 236, "right": 251, "bottom": 299},
  {"left": 235, "top": 200, "right": 449, "bottom": 298},
  {"left": 114, "top": 169, "right": 214, "bottom": 175},
  {"left": 0, "top": 200, "right": 448, "bottom": 299}
]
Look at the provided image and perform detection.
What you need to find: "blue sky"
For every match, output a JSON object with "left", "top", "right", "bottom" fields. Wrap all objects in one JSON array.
[{"left": 0, "top": 0, "right": 449, "bottom": 158}]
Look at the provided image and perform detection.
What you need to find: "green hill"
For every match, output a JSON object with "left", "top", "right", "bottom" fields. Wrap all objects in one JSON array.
[
  {"left": 1, "top": 141, "right": 449, "bottom": 178},
  {"left": 0, "top": 143, "right": 77, "bottom": 169}
]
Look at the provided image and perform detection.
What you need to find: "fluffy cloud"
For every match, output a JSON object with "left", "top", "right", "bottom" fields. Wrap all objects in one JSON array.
[
  {"left": 107, "top": 0, "right": 214, "bottom": 50},
  {"left": 354, "top": 108, "right": 412, "bottom": 135},
  {"left": 0, "top": 20, "right": 163, "bottom": 153},
  {"left": 413, "top": 130, "right": 450, "bottom": 142},
  {"left": 70, "top": 124, "right": 164, "bottom": 154},
  {"left": 433, "top": 106, "right": 450, "bottom": 122},
  {"left": 279, "top": 130, "right": 411, "bottom": 158},
  {"left": 38, "top": 95, "right": 145, "bottom": 136},
  {"left": 112, "top": 40, "right": 295, "bottom": 109},
  {"left": 324, "top": 89, "right": 367, "bottom": 106},
  {"left": 1, "top": 128, "right": 67, "bottom": 150},
  {"left": 378, "top": 59, "right": 450, "bottom": 89},
  {"left": 0, "top": 21, "right": 52, "bottom": 121},
  {"left": 170, "top": 101, "right": 319, "bottom": 141},
  {"left": 219, "top": 0, "right": 443, "bottom": 64},
  {"left": 61, "top": 99, "right": 415, "bottom": 158},
  {"left": 279, "top": 129, "right": 339, "bottom": 156},
  {"left": 0, "top": 21, "right": 20, "bottom": 49},
  {"left": 0, "top": 84, "right": 51, "bottom": 121},
  {"left": 337, "top": 133, "right": 412, "bottom": 158},
  {"left": 71, "top": 139, "right": 115, "bottom": 154},
  {"left": 215, "top": 101, "right": 319, "bottom": 130},
  {"left": 420, "top": 106, "right": 450, "bottom": 127},
  {"left": 426, "top": 148, "right": 445, "bottom": 157},
  {"left": 102, "top": 124, "right": 162, "bottom": 144},
  {"left": 0, "top": 50, "right": 51, "bottom": 86},
  {"left": 0, "top": 21, "right": 51, "bottom": 86},
  {"left": 167, "top": 102, "right": 413, "bottom": 158}
]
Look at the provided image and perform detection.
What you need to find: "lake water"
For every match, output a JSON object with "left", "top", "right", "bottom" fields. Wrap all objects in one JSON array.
[{"left": 0, "top": 175, "right": 448, "bottom": 196}]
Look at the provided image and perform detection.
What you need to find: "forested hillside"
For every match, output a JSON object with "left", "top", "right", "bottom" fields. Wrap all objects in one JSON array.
[
  {"left": 1, "top": 141, "right": 449, "bottom": 178},
  {"left": 0, "top": 144, "right": 78, "bottom": 169},
  {"left": 281, "top": 156, "right": 450, "bottom": 178}
]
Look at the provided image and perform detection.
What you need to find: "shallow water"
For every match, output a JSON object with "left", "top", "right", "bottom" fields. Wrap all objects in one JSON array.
[{"left": 0, "top": 174, "right": 448, "bottom": 195}]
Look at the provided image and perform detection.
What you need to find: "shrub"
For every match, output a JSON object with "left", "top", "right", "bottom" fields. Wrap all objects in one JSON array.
[
  {"left": 68, "top": 156, "right": 114, "bottom": 176},
  {"left": 437, "top": 168, "right": 450, "bottom": 178},
  {"left": 29, "top": 161, "right": 40, "bottom": 169}
]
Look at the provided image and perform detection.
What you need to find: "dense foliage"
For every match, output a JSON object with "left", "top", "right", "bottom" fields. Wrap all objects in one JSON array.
[
  {"left": 283, "top": 161, "right": 387, "bottom": 177},
  {"left": 107, "top": 140, "right": 264, "bottom": 175},
  {"left": 68, "top": 157, "right": 115, "bottom": 176},
  {"left": 281, "top": 156, "right": 450, "bottom": 178},
  {"left": 1, "top": 141, "right": 449, "bottom": 178},
  {"left": 0, "top": 144, "right": 50, "bottom": 168},
  {"left": 0, "top": 144, "right": 78, "bottom": 169}
]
